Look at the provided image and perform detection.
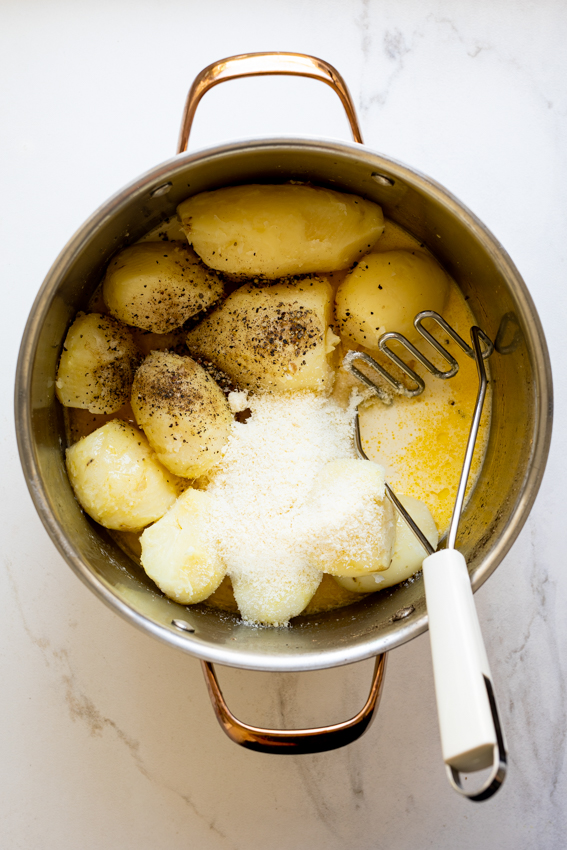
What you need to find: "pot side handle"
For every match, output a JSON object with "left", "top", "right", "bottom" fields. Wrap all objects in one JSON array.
[
  {"left": 177, "top": 52, "right": 363, "bottom": 154},
  {"left": 201, "top": 653, "right": 386, "bottom": 754}
]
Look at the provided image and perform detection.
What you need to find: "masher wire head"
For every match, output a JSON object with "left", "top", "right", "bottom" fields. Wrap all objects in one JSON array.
[
  {"left": 347, "top": 313, "right": 494, "bottom": 553},
  {"left": 343, "top": 310, "right": 493, "bottom": 404}
]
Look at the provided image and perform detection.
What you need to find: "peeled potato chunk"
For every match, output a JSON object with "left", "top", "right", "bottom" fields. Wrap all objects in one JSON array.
[
  {"left": 103, "top": 241, "right": 224, "bottom": 333},
  {"left": 186, "top": 277, "right": 339, "bottom": 393},
  {"left": 131, "top": 351, "right": 233, "bottom": 478},
  {"left": 56, "top": 312, "right": 141, "bottom": 414},
  {"left": 301, "top": 459, "right": 395, "bottom": 576},
  {"left": 231, "top": 562, "right": 322, "bottom": 627},
  {"left": 140, "top": 489, "right": 226, "bottom": 604},
  {"left": 335, "top": 249, "right": 449, "bottom": 348},
  {"left": 177, "top": 184, "right": 384, "bottom": 278},
  {"left": 335, "top": 494, "right": 439, "bottom": 593},
  {"left": 66, "top": 420, "right": 182, "bottom": 531}
]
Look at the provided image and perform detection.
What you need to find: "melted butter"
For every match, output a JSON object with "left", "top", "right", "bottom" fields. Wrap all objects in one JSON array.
[{"left": 65, "top": 401, "right": 137, "bottom": 443}]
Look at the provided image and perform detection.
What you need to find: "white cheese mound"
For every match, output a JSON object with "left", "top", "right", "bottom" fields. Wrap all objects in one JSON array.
[
  {"left": 208, "top": 391, "right": 371, "bottom": 626},
  {"left": 296, "top": 459, "right": 395, "bottom": 576},
  {"left": 227, "top": 390, "right": 249, "bottom": 413}
]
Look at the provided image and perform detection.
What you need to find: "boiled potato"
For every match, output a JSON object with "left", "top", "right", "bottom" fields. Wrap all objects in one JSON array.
[
  {"left": 66, "top": 420, "right": 182, "bottom": 531},
  {"left": 177, "top": 184, "right": 384, "bottom": 278},
  {"left": 335, "top": 250, "right": 449, "bottom": 348},
  {"left": 334, "top": 494, "right": 438, "bottom": 593},
  {"left": 140, "top": 489, "right": 226, "bottom": 604},
  {"left": 103, "top": 241, "right": 224, "bottom": 333},
  {"left": 301, "top": 459, "right": 395, "bottom": 576},
  {"left": 186, "top": 277, "right": 339, "bottom": 393},
  {"left": 232, "top": 563, "right": 322, "bottom": 627},
  {"left": 56, "top": 312, "right": 141, "bottom": 414},
  {"left": 131, "top": 351, "right": 233, "bottom": 478}
]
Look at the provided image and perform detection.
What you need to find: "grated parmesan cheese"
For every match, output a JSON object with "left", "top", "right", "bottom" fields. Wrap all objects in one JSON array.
[{"left": 207, "top": 390, "right": 392, "bottom": 626}]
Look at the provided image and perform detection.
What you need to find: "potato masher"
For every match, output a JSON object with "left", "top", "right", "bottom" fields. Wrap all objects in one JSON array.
[{"left": 345, "top": 310, "right": 507, "bottom": 801}]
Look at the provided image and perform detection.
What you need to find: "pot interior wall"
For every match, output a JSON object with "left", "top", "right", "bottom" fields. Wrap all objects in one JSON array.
[{"left": 19, "top": 140, "right": 549, "bottom": 671}]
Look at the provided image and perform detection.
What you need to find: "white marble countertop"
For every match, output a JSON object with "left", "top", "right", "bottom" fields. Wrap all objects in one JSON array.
[{"left": 2, "top": 1, "right": 566, "bottom": 847}]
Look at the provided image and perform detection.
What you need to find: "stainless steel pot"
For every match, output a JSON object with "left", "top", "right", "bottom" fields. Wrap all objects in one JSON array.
[{"left": 15, "top": 53, "right": 552, "bottom": 761}]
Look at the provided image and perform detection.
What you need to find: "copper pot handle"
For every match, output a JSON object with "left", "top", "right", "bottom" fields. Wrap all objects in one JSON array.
[
  {"left": 177, "top": 51, "right": 363, "bottom": 154},
  {"left": 201, "top": 654, "right": 387, "bottom": 754}
]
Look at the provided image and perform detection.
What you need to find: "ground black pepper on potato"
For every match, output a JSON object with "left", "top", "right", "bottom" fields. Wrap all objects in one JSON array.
[
  {"left": 185, "top": 277, "right": 339, "bottom": 393},
  {"left": 56, "top": 312, "right": 142, "bottom": 414},
  {"left": 103, "top": 241, "right": 224, "bottom": 333},
  {"left": 131, "top": 350, "right": 234, "bottom": 478}
]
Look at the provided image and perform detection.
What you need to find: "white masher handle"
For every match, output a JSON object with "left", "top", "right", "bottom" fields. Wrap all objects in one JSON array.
[{"left": 423, "top": 548, "right": 499, "bottom": 774}]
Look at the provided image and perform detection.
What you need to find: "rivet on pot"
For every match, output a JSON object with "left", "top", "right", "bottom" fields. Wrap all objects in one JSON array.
[
  {"left": 150, "top": 181, "right": 173, "bottom": 198},
  {"left": 172, "top": 619, "right": 195, "bottom": 633},
  {"left": 371, "top": 172, "right": 395, "bottom": 187},
  {"left": 392, "top": 605, "right": 415, "bottom": 621}
]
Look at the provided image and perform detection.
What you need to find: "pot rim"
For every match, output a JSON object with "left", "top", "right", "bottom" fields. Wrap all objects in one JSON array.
[{"left": 15, "top": 135, "right": 553, "bottom": 671}]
